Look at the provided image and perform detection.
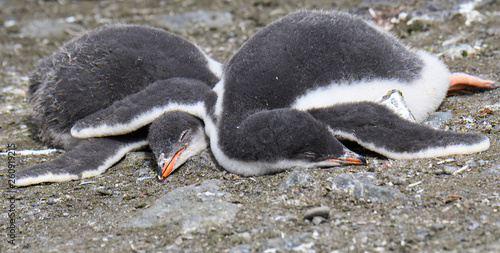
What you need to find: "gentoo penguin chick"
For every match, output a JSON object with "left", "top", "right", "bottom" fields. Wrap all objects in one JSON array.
[
  {"left": 16, "top": 23, "right": 222, "bottom": 186},
  {"left": 205, "top": 10, "right": 489, "bottom": 176},
  {"left": 148, "top": 111, "right": 207, "bottom": 180},
  {"left": 16, "top": 77, "right": 215, "bottom": 186},
  {"left": 30, "top": 24, "right": 222, "bottom": 149}
]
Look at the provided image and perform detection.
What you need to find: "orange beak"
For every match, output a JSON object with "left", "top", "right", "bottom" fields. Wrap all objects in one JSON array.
[
  {"left": 326, "top": 157, "right": 367, "bottom": 165},
  {"left": 158, "top": 147, "right": 186, "bottom": 180}
]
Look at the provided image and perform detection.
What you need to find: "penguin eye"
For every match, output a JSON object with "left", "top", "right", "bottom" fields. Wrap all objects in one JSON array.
[
  {"left": 179, "top": 129, "right": 190, "bottom": 142},
  {"left": 299, "top": 151, "right": 320, "bottom": 161}
]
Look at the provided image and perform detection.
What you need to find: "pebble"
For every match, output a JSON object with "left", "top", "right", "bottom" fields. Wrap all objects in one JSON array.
[
  {"left": 331, "top": 173, "right": 407, "bottom": 202},
  {"left": 408, "top": 0, "right": 485, "bottom": 29},
  {"left": 20, "top": 18, "right": 85, "bottom": 39},
  {"left": 135, "top": 167, "right": 150, "bottom": 177},
  {"left": 424, "top": 111, "right": 452, "bottom": 129},
  {"left": 477, "top": 160, "right": 485, "bottom": 167},
  {"left": 155, "top": 10, "right": 233, "bottom": 34},
  {"left": 387, "top": 175, "right": 406, "bottom": 185},
  {"left": 303, "top": 206, "right": 330, "bottom": 221},
  {"left": 121, "top": 179, "right": 240, "bottom": 234},
  {"left": 408, "top": 7, "right": 450, "bottom": 26},
  {"left": 311, "top": 216, "right": 326, "bottom": 225},
  {"left": 273, "top": 213, "right": 298, "bottom": 222},
  {"left": 279, "top": 169, "right": 311, "bottom": 190},
  {"left": 443, "top": 165, "right": 459, "bottom": 175},
  {"left": 433, "top": 168, "right": 444, "bottom": 175},
  {"left": 481, "top": 163, "right": 500, "bottom": 177},
  {"left": 229, "top": 244, "right": 251, "bottom": 253},
  {"left": 261, "top": 233, "right": 315, "bottom": 253},
  {"left": 4, "top": 19, "right": 19, "bottom": 33},
  {"left": 441, "top": 43, "right": 480, "bottom": 59},
  {"left": 121, "top": 151, "right": 154, "bottom": 167},
  {"left": 96, "top": 189, "right": 113, "bottom": 196}
]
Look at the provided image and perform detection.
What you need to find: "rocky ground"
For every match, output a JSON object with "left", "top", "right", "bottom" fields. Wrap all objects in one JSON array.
[{"left": 1, "top": 0, "right": 499, "bottom": 252}]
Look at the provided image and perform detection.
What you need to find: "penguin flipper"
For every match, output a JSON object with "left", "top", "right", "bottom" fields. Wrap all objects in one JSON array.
[
  {"left": 71, "top": 77, "right": 211, "bottom": 138},
  {"left": 15, "top": 136, "right": 148, "bottom": 186},
  {"left": 308, "top": 101, "right": 490, "bottom": 159}
]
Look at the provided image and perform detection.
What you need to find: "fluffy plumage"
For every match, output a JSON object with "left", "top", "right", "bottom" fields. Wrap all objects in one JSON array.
[
  {"left": 17, "top": 24, "right": 221, "bottom": 186},
  {"left": 217, "top": 10, "right": 449, "bottom": 123},
  {"left": 30, "top": 24, "right": 221, "bottom": 149},
  {"left": 207, "top": 10, "right": 488, "bottom": 176}
]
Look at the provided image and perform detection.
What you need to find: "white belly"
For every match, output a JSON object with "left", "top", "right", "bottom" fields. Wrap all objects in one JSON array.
[{"left": 291, "top": 50, "right": 450, "bottom": 122}]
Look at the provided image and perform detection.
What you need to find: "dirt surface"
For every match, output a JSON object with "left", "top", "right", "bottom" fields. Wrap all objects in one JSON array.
[{"left": 1, "top": 0, "right": 499, "bottom": 252}]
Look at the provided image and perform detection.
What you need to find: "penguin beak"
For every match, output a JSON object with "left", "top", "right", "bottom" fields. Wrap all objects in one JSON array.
[
  {"left": 157, "top": 147, "right": 186, "bottom": 180},
  {"left": 326, "top": 149, "right": 367, "bottom": 165}
]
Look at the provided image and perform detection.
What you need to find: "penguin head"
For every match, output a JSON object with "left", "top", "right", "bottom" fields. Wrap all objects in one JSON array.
[
  {"left": 234, "top": 109, "right": 366, "bottom": 170},
  {"left": 148, "top": 111, "right": 207, "bottom": 180}
]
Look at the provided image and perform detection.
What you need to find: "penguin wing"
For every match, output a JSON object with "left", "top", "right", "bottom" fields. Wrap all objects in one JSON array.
[
  {"left": 308, "top": 101, "right": 490, "bottom": 159},
  {"left": 15, "top": 136, "right": 148, "bottom": 186},
  {"left": 71, "top": 77, "right": 211, "bottom": 138}
]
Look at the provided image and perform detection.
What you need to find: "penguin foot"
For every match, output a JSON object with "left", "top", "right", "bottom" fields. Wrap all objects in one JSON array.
[{"left": 448, "top": 73, "right": 494, "bottom": 95}]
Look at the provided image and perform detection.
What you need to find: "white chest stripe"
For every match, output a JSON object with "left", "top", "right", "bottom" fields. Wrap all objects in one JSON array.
[
  {"left": 291, "top": 50, "right": 450, "bottom": 122},
  {"left": 212, "top": 78, "right": 225, "bottom": 118}
]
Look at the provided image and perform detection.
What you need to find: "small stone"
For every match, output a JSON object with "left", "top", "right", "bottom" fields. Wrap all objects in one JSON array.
[
  {"left": 367, "top": 163, "right": 376, "bottom": 172},
  {"left": 303, "top": 206, "right": 330, "bottom": 221},
  {"left": 261, "top": 233, "right": 313, "bottom": 251},
  {"left": 229, "top": 244, "right": 251, "bottom": 253},
  {"left": 136, "top": 167, "right": 150, "bottom": 176},
  {"left": 47, "top": 198, "right": 58, "bottom": 205},
  {"left": 156, "top": 10, "right": 233, "bottom": 34},
  {"left": 424, "top": 111, "right": 452, "bottom": 129},
  {"left": 388, "top": 175, "right": 406, "bottom": 185},
  {"left": 478, "top": 160, "right": 486, "bottom": 167},
  {"left": 174, "top": 236, "right": 183, "bottom": 245},
  {"left": 331, "top": 173, "right": 407, "bottom": 202},
  {"left": 21, "top": 18, "right": 85, "bottom": 39},
  {"left": 481, "top": 163, "right": 500, "bottom": 177},
  {"left": 5, "top": 20, "right": 20, "bottom": 33},
  {"left": 443, "top": 166, "right": 459, "bottom": 175},
  {"left": 134, "top": 202, "right": 147, "bottom": 209},
  {"left": 96, "top": 189, "right": 113, "bottom": 196},
  {"left": 279, "top": 169, "right": 311, "bottom": 190},
  {"left": 468, "top": 222, "right": 480, "bottom": 231},
  {"left": 312, "top": 216, "right": 326, "bottom": 225},
  {"left": 431, "top": 223, "right": 446, "bottom": 231},
  {"left": 433, "top": 169, "right": 444, "bottom": 175}
]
